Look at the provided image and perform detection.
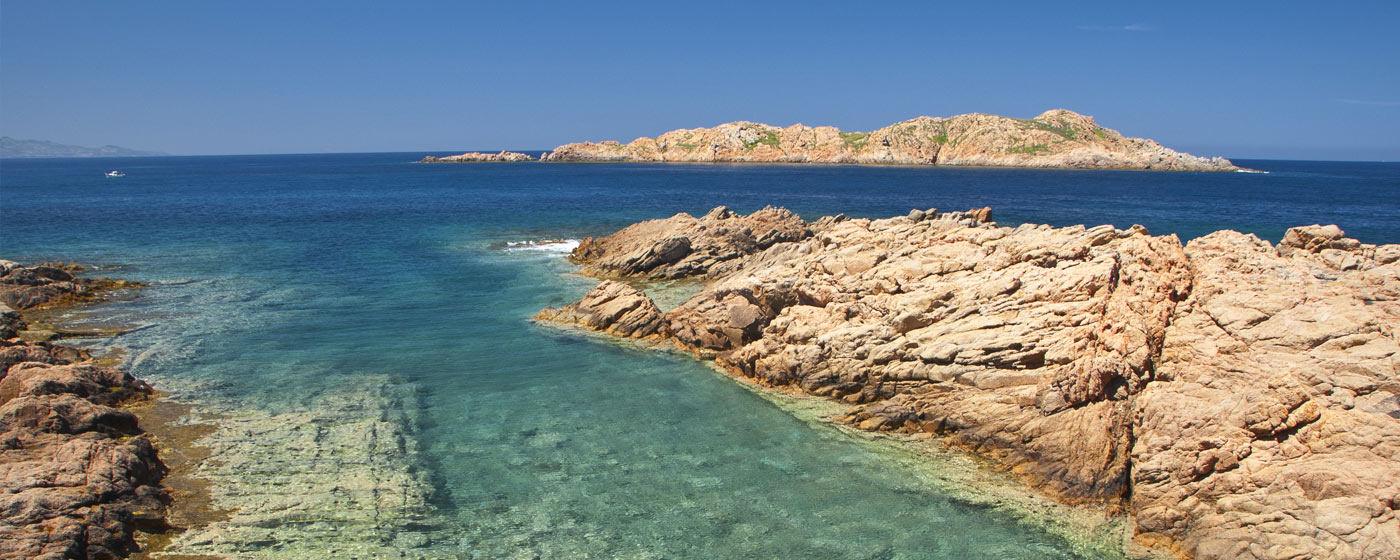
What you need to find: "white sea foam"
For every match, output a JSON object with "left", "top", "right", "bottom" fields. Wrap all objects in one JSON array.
[{"left": 503, "top": 239, "right": 581, "bottom": 254}]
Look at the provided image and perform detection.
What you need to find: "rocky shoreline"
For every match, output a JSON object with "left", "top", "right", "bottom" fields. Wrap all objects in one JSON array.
[
  {"left": 535, "top": 207, "right": 1400, "bottom": 559},
  {"left": 0, "top": 261, "right": 169, "bottom": 559}
]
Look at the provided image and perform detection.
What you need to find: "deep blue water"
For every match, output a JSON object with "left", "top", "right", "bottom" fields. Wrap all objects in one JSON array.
[{"left": 2, "top": 154, "right": 1397, "bottom": 558}]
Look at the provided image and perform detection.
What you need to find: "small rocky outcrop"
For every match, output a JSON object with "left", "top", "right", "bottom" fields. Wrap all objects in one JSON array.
[
  {"left": 537, "top": 207, "right": 1400, "bottom": 559},
  {"left": 535, "top": 281, "right": 669, "bottom": 339},
  {"left": 541, "top": 110, "right": 1240, "bottom": 172},
  {"left": 568, "top": 206, "right": 812, "bottom": 279},
  {"left": 0, "top": 260, "right": 139, "bottom": 310},
  {"left": 418, "top": 151, "right": 535, "bottom": 163},
  {"left": 0, "top": 262, "right": 168, "bottom": 560}
]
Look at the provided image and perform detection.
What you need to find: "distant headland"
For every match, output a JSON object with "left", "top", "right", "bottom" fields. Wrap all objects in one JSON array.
[
  {"left": 0, "top": 137, "right": 166, "bottom": 158},
  {"left": 423, "top": 110, "right": 1242, "bottom": 172}
]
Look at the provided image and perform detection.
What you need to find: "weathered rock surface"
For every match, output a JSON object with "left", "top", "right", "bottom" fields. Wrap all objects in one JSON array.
[
  {"left": 0, "top": 261, "right": 167, "bottom": 560},
  {"left": 418, "top": 150, "right": 534, "bottom": 163},
  {"left": 0, "top": 260, "right": 138, "bottom": 310},
  {"left": 536, "top": 280, "right": 669, "bottom": 339},
  {"left": 568, "top": 205, "right": 812, "bottom": 279},
  {"left": 538, "top": 207, "right": 1400, "bottom": 559},
  {"left": 542, "top": 109, "right": 1239, "bottom": 172},
  {"left": 0, "top": 339, "right": 91, "bottom": 375},
  {"left": 0, "top": 360, "right": 167, "bottom": 560},
  {"left": 1129, "top": 228, "right": 1400, "bottom": 559}
]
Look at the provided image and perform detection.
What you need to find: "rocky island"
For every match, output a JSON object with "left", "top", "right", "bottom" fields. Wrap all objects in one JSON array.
[
  {"left": 536, "top": 207, "right": 1400, "bottom": 559},
  {"left": 0, "top": 261, "right": 169, "bottom": 559},
  {"left": 540, "top": 110, "right": 1240, "bottom": 171},
  {"left": 418, "top": 150, "right": 534, "bottom": 163}
]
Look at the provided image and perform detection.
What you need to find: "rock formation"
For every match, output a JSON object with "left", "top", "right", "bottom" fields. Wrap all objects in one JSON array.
[
  {"left": 418, "top": 150, "right": 535, "bottom": 163},
  {"left": 536, "top": 280, "right": 669, "bottom": 339},
  {"left": 568, "top": 205, "right": 813, "bottom": 279},
  {"left": 0, "top": 260, "right": 139, "bottom": 311},
  {"left": 0, "top": 262, "right": 168, "bottom": 560},
  {"left": 1129, "top": 227, "right": 1400, "bottom": 559},
  {"left": 541, "top": 110, "right": 1239, "bottom": 172},
  {"left": 535, "top": 207, "right": 1400, "bottom": 559}
]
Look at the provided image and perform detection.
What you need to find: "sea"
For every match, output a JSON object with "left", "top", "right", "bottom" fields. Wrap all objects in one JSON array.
[{"left": 2, "top": 154, "right": 1398, "bottom": 559}]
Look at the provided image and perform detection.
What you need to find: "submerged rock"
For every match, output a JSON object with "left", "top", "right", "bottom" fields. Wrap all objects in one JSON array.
[
  {"left": 541, "top": 109, "right": 1240, "bottom": 172},
  {"left": 158, "top": 375, "right": 440, "bottom": 559},
  {"left": 538, "top": 207, "right": 1400, "bottom": 559}
]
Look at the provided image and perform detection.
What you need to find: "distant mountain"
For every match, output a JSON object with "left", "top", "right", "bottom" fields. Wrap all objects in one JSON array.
[{"left": 0, "top": 137, "right": 167, "bottom": 158}]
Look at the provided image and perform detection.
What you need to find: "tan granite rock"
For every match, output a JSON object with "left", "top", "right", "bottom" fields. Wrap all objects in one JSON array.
[
  {"left": 1, "top": 362, "right": 151, "bottom": 408},
  {"left": 542, "top": 109, "right": 1239, "bottom": 172},
  {"left": 568, "top": 205, "right": 812, "bottom": 279},
  {"left": 538, "top": 208, "right": 1400, "bottom": 559},
  {"left": 1129, "top": 228, "right": 1400, "bottom": 559},
  {"left": 665, "top": 211, "right": 1194, "bottom": 505},
  {"left": 535, "top": 280, "right": 669, "bottom": 339}
]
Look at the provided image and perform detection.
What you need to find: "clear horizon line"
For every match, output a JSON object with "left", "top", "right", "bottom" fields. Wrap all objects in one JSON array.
[{"left": 2, "top": 150, "right": 1397, "bottom": 163}]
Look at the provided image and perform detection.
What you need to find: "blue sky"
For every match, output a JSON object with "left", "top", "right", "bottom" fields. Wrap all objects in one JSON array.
[{"left": 2, "top": 1, "right": 1397, "bottom": 159}]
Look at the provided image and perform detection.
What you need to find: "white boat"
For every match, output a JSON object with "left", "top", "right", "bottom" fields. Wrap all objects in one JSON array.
[{"left": 105, "top": 170, "right": 125, "bottom": 177}]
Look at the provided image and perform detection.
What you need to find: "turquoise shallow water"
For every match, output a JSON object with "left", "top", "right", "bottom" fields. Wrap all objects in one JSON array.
[{"left": 2, "top": 154, "right": 1398, "bottom": 558}]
